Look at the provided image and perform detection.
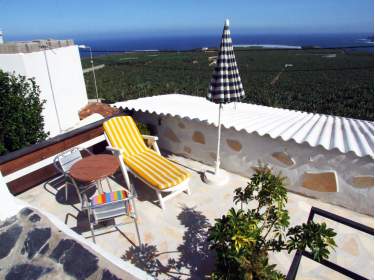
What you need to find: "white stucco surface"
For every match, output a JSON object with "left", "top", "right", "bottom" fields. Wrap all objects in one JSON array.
[
  {"left": 132, "top": 111, "right": 374, "bottom": 216},
  {"left": 0, "top": 45, "right": 88, "bottom": 137},
  {"left": 114, "top": 94, "right": 374, "bottom": 158},
  {"left": 113, "top": 94, "right": 374, "bottom": 215},
  {"left": 0, "top": 172, "right": 24, "bottom": 220}
]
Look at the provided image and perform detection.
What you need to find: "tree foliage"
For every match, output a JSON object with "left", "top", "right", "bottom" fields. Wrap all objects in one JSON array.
[
  {"left": 83, "top": 49, "right": 373, "bottom": 120},
  {"left": 0, "top": 70, "right": 48, "bottom": 155},
  {"left": 208, "top": 166, "right": 336, "bottom": 280}
]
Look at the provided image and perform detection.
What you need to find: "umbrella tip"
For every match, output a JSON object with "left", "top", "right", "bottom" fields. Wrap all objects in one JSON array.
[{"left": 225, "top": 19, "right": 230, "bottom": 26}]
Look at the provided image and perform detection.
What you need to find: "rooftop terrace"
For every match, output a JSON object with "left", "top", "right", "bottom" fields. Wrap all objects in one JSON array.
[
  {"left": 0, "top": 91, "right": 372, "bottom": 279},
  {"left": 18, "top": 152, "right": 373, "bottom": 279}
]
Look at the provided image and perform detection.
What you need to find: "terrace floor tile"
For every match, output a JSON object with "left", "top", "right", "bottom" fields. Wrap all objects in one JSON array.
[{"left": 18, "top": 154, "right": 373, "bottom": 279}]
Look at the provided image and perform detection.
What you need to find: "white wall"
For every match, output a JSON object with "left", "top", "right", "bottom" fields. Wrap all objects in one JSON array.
[
  {"left": 0, "top": 45, "right": 88, "bottom": 137},
  {"left": 134, "top": 111, "right": 374, "bottom": 216}
]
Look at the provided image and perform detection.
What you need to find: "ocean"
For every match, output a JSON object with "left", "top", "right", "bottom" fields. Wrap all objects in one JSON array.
[{"left": 76, "top": 33, "right": 373, "bottom": 56}]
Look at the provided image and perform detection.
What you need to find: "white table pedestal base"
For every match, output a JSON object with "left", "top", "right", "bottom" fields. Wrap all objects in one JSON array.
[{"left": 203, "top": 169, "right": 229, "bottom": 186}]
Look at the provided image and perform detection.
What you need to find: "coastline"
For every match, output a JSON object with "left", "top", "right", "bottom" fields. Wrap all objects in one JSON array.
[{"left": 234, "top": 44, "right": 302, "bottom": 49}]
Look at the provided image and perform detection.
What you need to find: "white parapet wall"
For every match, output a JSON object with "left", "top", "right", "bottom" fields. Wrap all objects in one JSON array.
[
  {"left": 115, "top": 94, "right": 374, "bottom": 216},
  {"left": 0, "top": 40, "right": 88, "bottom": 137}
]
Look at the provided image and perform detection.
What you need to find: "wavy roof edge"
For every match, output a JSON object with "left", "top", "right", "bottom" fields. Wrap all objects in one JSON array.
[{"left": 113, "top": 94, "right": 374, "bottom": 158}]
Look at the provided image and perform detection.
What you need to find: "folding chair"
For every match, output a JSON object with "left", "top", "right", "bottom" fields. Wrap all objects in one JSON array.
[
  {"left": 85, "top": 189, "right": 141, "bottom": 244},
  {"left": 53, "top": 148, "right": 97, "bottom": 209}
]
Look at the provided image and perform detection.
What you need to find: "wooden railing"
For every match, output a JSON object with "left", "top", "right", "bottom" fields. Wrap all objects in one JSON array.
[{"left": 0, "top": 118, "right": 109, "bottom": 194}]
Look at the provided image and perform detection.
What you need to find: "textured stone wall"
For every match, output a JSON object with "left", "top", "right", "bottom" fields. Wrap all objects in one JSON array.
[
  {"left": 133, "top": 111, "right": 374, "bottom": 216},
  {"left": 0, "top": 207, "right": 137, "bottom": 280}
]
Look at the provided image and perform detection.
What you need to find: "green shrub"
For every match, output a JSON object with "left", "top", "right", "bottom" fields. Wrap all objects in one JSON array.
[
  {"left": 136, "top": 120, "right": 151, "bottom": 135},
  {"left": 0, "top": 70, "right": 48, "bottom": 155},
  {"left": 208, "top": 166, "right": 336, "bottom": 280}
]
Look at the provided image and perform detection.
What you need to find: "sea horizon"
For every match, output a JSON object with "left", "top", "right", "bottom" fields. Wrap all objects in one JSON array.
[
  {"left": 73, "top": 32, "right": 374, "bottom": 57},
  {"left": 4, "top": 32, "right": 373, "bottom": 56}
]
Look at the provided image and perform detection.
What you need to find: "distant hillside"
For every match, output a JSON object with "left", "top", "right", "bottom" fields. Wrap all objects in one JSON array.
[{"left": 82, "top": 48, "right": 374, "bottom": 121}]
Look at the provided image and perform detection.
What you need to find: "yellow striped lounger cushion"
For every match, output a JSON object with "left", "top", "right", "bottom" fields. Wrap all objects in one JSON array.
[{"left": 104, "top": 116, "right": 190, "bottom": 190}]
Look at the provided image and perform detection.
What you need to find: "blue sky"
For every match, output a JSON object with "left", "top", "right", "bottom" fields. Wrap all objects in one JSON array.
[{"left": 1, "top": 0, "right": 373, "bottom": 40}]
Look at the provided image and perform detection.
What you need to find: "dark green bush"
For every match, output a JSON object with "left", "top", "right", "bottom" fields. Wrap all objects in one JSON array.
[
  {"left": 0, "top": 70, "right": 48, "bottom": 155},
  {"left": 208, "top": 166, "right": 336, "bottom": 280}
]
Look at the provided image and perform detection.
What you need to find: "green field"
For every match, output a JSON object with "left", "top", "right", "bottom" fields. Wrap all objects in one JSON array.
[{"left": 82, "top": 48, "right": 374, "bottom": 121}]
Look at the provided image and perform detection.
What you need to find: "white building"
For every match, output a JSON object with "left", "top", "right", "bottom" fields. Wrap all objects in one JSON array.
[{"left": 0, "top": 39, "right": 88, "bottom": 137}]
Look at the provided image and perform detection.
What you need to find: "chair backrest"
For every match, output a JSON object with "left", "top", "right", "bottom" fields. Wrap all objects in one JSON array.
[
  {"left": 103, "top": 116, "right": 147, "bottom": 157},
  {"left": 55, "top": 148, "right": 83, "bottom": 173}
]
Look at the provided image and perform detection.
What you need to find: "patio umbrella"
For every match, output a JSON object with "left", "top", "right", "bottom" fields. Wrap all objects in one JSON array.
[{"left": 205, "top": 19, "right": 245, "bottom": 184}]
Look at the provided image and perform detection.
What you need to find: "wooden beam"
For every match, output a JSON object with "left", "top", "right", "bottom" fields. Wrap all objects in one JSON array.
[
  {"left": 0, "top": 126, "right": 103, "bottom": 176},
  {"left": 7, "top": 164, "right": 58, "bottom": 194},
  {"left": 0, "top": 113, "right": 124, "bottom": 194},
  {"left": 6, "top": 140, "right": 106, "bottom": 194}
]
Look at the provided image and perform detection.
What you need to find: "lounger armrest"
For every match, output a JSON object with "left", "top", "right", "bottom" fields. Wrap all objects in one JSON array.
[
  {"left": 142, "top": 135, "right": 161, "bottom": 155},
  {"left": 142, "top": 135, "right": 158, "bottom": 141},
  {"left": 106, "top": 146, "right": 124, "bottom": 156}
]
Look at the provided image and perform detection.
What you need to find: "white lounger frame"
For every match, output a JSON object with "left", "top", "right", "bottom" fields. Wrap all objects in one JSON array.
[{"left": 104, "top": 133, "right": 191, "bottom": 210}]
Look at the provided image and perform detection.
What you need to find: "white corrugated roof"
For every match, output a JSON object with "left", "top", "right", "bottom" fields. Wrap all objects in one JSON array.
[{"left": 114, "top": 94, "right": 374, "bottom": 158}]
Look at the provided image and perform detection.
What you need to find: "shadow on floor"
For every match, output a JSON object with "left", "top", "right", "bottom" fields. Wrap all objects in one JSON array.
[
  {"left": 110, "top": 171, "right": 168, "bottom": 208},
  {"left": 44, "top": 174, "right": 136, "bottom": 242},
  {"left": 44, "top": 175, "right": 97, "bottom": 206},
  {"left": 162, "top": 150, "right": 206, "bottom": 176},
  {"left": 123, "top": 205, "right": 214, "bottom": 279}
]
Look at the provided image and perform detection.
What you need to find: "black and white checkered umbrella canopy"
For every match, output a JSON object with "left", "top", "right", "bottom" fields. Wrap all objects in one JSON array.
[{"left": 207, "top": 19, "right": 245, "bottom": 104}]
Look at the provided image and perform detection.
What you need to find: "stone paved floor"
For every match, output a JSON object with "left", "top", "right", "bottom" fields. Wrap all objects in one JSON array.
[
  {"left": 19, "top": 154, "right": 374, "bottom": 279},
  {"left": 0, "top": 207, "right": 135, "bottom": 280}
]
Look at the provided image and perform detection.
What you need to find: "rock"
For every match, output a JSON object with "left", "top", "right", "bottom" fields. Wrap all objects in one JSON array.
[
  {"left": 0, "top": 215, "right": 17, "bottom": 229},
  {"left": 49, "top": 239, "right": 75, "bottom": 261},
  {"left": 272, "top": 151, "right": 295, "bottom": 166},
  {"left": 50, "top": 239, "right": 98, "bottom": 279},
  {"left": 192, "top": 131, "right": 205, "bottom": 144},
  {"left": 183, "top": 146, "right": 192, "bottom": 154},
  {"left": 302, "top": 171, "right": 338, "bottom": 192},
  {"left": 251, "top": 165, "right": 272, "bottom": 174},
  {"left": 177, "top": 122, "right": 185, "bottom": 129},
  {"left": 29, "top": 214, "right": 41, "bottom": 223},
  {"left": 5, "top": 264, "right": 52, "bottom": 280},
  {"left": 39, "top": 244, "right": 49, "bottom": 255},
  {"left": 102, "top": 269, "right": 123, "bottom": 280},
  {"left": 226, "top": 139, "right": 242, "bottom": 152},
  {"left": 22, "top": 228, "right": 51, "bottom": 259},
  {"left": 352, "top": 176, "right": 374, "bottom": 188},
  {"left": 163, "top": 127, "right": 180, "bottom": 143},
  {"left": 0, "top": 224, "right": 22, "bottom": 259},
  {"left": 20, "top": 208, "right": 34, "bottom": 217}
]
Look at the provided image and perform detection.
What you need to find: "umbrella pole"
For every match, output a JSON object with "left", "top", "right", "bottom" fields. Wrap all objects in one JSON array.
[{"left": 215, "top": 103, "right": 223, "bottom": 174}]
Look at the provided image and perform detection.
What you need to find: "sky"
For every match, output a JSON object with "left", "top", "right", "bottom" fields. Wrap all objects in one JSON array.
[{"left": 1, "top": 0, "right": 373, "bottom": 40}]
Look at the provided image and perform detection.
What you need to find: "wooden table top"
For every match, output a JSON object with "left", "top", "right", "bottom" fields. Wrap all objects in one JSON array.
[{"left": 70, "top": 154, "right": 120, "bottom": 182}]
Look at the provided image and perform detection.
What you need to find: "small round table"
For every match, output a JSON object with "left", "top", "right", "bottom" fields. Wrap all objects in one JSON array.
[{"left": 70, "top": 154, "right": 120, "bottom": 193}]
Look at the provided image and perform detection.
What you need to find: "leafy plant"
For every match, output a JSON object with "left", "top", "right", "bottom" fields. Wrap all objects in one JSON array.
[
  {"left": 0, "top": 70, "right": 48, "bottom": 155},
  {"left": 208, "top": 166, "right": 336, "bottom": 280}
]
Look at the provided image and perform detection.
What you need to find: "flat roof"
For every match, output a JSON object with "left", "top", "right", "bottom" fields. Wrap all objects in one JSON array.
[
  {"left": 114, "top": 94, "right": 374, "bottom": 158},
  {"left": 0, "top": 39, "right": 74, "bottom": 54}
]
